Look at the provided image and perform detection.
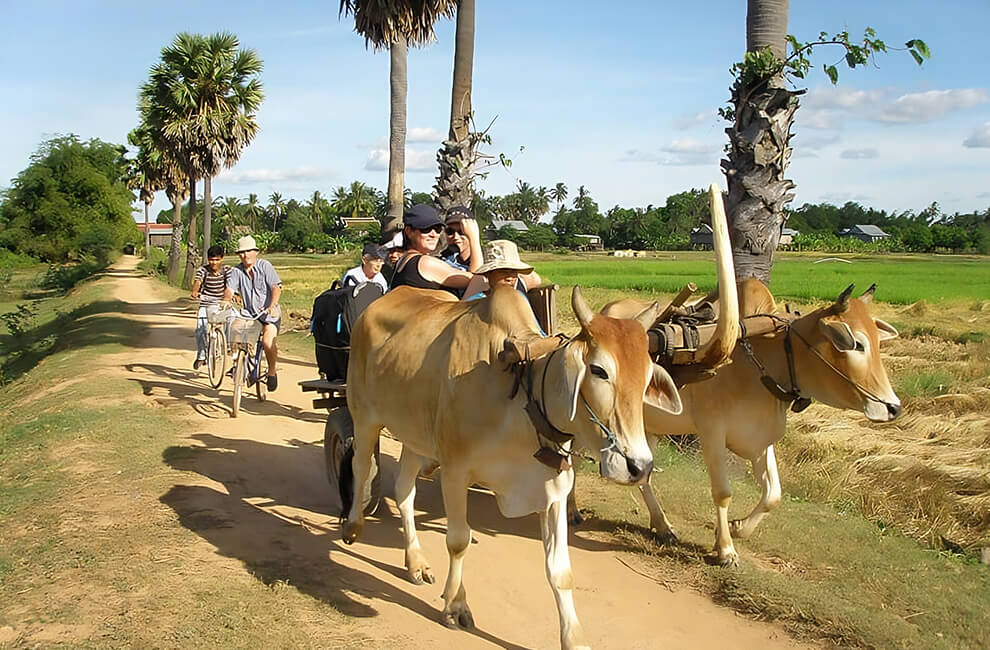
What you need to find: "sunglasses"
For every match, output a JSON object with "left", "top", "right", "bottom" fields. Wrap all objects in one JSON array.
[
  {"left": 416, "top": 225, "right": 443, "bottom": 234},
  {"left": 445, "top": 227, "right": 463, "bottom": 236}
]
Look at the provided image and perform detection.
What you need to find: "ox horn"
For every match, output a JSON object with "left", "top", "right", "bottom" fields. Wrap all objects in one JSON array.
[
  {"left": 572, "top": 286, "right": 594, "bottom": 329},
  {"left": 692, "top": 184, "right": 739, "bottom": 368},
  {"left": 833, "top": 284, "right": 855, "bottom": 313},
  {"left": 859, "top": 283, "right": 877, "bottom": 304}
]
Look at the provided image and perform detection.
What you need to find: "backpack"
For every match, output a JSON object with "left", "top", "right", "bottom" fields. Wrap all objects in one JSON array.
[{"left": 311, "top": 280, "right": 385, "bottom": 381}]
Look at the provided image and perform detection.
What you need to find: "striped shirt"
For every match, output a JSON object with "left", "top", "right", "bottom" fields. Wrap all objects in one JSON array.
[{"left": 194, "top": 265, "right": 233, "bottom": 305}]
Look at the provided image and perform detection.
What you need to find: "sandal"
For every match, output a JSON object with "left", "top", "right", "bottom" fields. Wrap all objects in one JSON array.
[{"left": 266, "top": 374, "right": 278, "bottom": 391}]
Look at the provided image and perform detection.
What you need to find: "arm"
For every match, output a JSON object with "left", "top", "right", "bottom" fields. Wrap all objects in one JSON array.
[
  {"left": 191, "top": 278, "right": 203, "bottom": 300},
  {"left": 267, "top": 283, "right": 282, "bottom": 316},
  {"left": 461, "top": 274, "right": 489, "bottom": 299},
  {"left": 461, "top": 218, "right": 483, "bottom": 272},
  {"left": 419, "top": 255, "right": 474, "bottom": 289},
  {"left": 521, "top": 270, "right": 543, "bottom": 291}
]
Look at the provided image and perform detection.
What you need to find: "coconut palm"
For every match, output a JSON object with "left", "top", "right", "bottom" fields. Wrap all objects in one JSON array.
[
  {"left": 125, "top": 127, "right": 161, "bottom": 256},
  {"left": 434, "top": 0, "right": 476, "bottom": 211},
  {"left": 306, "top": 190, "right": 329, "bottom": 225},
  {"left": 243, "top": 193, "right": 263, "bottom": 231},
  {"left": 550, "top": 182, "right": 568, "bottom": 213},
  {"left": 268, "top": 191, "right": 286, "bottom": 231},
  {"left": 332, "top": 181, "right": 378, "bottom": 220},
  {"left": 339, "top": 0, "right": 456, "bottom": 233}
]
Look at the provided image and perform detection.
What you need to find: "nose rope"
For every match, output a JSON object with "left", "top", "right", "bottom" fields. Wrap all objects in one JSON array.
[{"left": 584, "top": 401, "right": 620, "bottom": 453}]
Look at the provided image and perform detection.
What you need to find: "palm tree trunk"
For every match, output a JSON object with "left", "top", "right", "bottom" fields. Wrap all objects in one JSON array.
[
  {"left": 202, "top": 175, "right": 213, "bottom": 263},
  {"left": 144, "top": 201, "right": 151, "bottom": 257},
  {"left": 183, "top": 176, "right": 197, "bottom": 289},
  {"left": 434, "top": 0, "right": 476, "bottom": 211},
  {"left": 167, "top": 194, "right": 183, "bottom": 285},
  {"left": 722, "top": 0, "right": 796, "bottom": 284},
  {"left": 386, "top": 36, "right": 408, "bottom": 234}
]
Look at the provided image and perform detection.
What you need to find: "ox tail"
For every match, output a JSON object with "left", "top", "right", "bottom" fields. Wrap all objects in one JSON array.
[{"left": 338, "top": 443, "right": 355, "bottom": 518}]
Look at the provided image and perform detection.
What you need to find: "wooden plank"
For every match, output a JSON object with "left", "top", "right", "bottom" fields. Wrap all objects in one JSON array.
[
  {"left": 299, "top": 379, "right": 347, "bottom": 392},
  {"left": 313, "top": 396, "right": 348, "bottom": 410}
]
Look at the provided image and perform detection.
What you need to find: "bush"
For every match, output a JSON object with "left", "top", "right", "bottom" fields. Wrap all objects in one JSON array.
[
  {"left": 42, "top": 259, "right": 104, "bottom": 292},
  {"left": 0, "top": 248, "right": 39, "bottom": 269},
  {"left": 137, "top": 247, "right": 169, "bottom": 276}
]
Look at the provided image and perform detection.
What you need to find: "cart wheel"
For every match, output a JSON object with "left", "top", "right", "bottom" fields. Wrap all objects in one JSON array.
[{"left": 324, "top": 407, "right": 381, "bottom": 516}]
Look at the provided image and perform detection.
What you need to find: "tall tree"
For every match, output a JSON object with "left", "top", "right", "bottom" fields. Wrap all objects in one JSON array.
[
  {"left": 721, "top": 1, "right": 928, "bottom": 282},
  {"left": 550, "top": 182, "right": 568, "bottom": 213},
  {"left": 434, "top": 0, "right": 477, "bottom": 211},
  {"left": 339, "top": 0, "right": 456, "bottom": 233},
  {"left": 140, "top": 32, "right": 263, "bottom": 287},
  {"left": 267, "top": 191, "right": 285, "bottom": 231},
  {"left": 244, "top": 192, "right": 263, "bottom": 231}
]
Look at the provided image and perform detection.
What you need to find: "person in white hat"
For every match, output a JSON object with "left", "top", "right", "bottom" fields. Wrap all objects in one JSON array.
[
  {"left": 222, "top": 235, "right": 283, "bottom": 391},
  {"left": 461, "top": 239, "right": 542, "bottom": 299}
]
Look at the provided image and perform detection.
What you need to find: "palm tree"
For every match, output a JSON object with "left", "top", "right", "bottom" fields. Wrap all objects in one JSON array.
[
  {"left": 339, "top": 0, "right": 456, "bottom": 233},
  {"left": 332, "top": 181, "right": 377, "bottom": 220},
  {"left": 550, "top": 182, "right": 568, "bottom": 213},
  {"left": 214, "top": 196, "right": 242, "bottom": 239},
  {"left": 268, "top": 191, "right": 286, "bottom": 231},
  {"left": 243, "top": 192, "right": 263, "bottom": 231},
  {"left": 125, "top": 127, "right": 161, "bottom": 256},
  {"left": 306, "top": 190, "right": 329, "bottom": 225},
  {"left": 141, "top": 32, "right": 264, "bottom": 286},
  {"left": 721, "top": 0, "right": 793, "bottom": 283},
  {"left": 434, "top": 0, "right": 477, "bottom": 211}
]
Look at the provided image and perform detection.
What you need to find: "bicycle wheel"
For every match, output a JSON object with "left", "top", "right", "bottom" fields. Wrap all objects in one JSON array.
[
  {"left": 324, "top": 407, "right": 380, "bottom": 516},
  {"left": 231, "top": 349, "right": 246, "bottom": 418},
  {"left": 206, "top": 327, "right": 227, "bottom": 389},
  {"left": 255, "top": 344, "right": 267, "bottom": 403}
]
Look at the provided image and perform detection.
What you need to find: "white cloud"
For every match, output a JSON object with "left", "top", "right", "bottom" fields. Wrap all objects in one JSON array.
[
  {"left": 875, "top": 89, "right": 988, "bottom": 124},
  {"left": 673, "top": 110, "right": 714, "bottom": 130},
  {"left": 217, "top": 166, "right": 332, "bottom": 184},
  {"left": 407, "top": 127, "right": 444, "bottom": 143},
  {"left": 364, "top": 147, "right": 436, "bottom": 172},
  {"left": 794, "top": 131, "right": 840, "bottom": 150},
  {"left": 840, "top": 148, "right": 879, "bottom": 160},
  {"left": 963, "top": 121, "right": 990, "bottom": 148},
  {"left": 620, "top": 139, "right": 719, "bottom": 167},
  {"left": 661, "top": 138, "right": 716, "bottom": 154},
  {"left": 803, "top": 87, "right": 888, "bottom": 112}
]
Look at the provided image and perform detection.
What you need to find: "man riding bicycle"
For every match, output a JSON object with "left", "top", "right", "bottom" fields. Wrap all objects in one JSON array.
[
  {"left": 191, "top": 245, "right": 233, "bottom": 370},
  {"left": 223, "top": 235, "right": 282, "bottom": 392}
]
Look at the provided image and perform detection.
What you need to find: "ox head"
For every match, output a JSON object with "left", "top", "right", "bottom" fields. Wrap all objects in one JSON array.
[
  {"left": 556, "top": 287, "right": 682, "bottom": 485},
  {"left": 798, "top": 283, "right": 901, "bottom": 422}
]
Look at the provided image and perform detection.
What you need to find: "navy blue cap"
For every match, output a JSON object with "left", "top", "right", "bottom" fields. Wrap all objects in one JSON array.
[
  {"left": 445, "top": 206, "right": 474, "bottom": 225},
  {"left": 404, "top": 203, "right": 443, "bottom": 230},
  {"left": 362, "top": 242, "right": 386, "bottom": 260}
]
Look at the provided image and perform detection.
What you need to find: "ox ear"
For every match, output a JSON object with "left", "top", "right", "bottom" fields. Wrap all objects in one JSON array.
[
  {"left": 564, "top": 344, "right": 588, "bottom": 421},
  {"left": 819, "top": 318, "right": 857, "bottom": 351},
  {"left": 645, "top": 364, "right": 682, "bottom": 415},
  {"left": 875, "top": 318, "right": 899, "bottom": 342},
  {"left": 633, "top": 301, "right": 660, "bottom": 331}
]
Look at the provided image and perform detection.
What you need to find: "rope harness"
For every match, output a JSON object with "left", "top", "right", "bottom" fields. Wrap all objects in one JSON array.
[
  {"left": 508, "top": 335, "right": 622, "bottom": 472},
  {"left": 738, "top": 311, "right": 899, "bottom": 414}
]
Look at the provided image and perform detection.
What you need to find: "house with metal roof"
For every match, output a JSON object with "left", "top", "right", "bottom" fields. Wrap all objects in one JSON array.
[{"left": 839, "top": 224, "right": 890, "bottom": 243}]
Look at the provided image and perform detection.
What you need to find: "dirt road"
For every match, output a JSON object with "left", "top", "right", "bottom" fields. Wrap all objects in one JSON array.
[{"left": 112, "top": 257, "right": 804, "bottom": 649}]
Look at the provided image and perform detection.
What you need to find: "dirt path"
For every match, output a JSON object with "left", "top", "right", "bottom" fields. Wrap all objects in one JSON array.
[{"left": 109, "top": 256, "right": 806, "bottom": 649}]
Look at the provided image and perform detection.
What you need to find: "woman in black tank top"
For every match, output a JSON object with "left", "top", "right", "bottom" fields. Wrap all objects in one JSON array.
[{"left": 389, "top": 204, "right": 479, "bottom": 295}]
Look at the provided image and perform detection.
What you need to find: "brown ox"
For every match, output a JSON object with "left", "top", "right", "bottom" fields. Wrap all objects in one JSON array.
[
  {"left": 576, "top": 278, "right": 900, "bottom": 566},
  {"left": 341, "top": 284, "right": 683, "bottom": 649}
]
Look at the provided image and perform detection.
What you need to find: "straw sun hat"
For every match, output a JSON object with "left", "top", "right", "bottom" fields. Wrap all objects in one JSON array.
[{"left": 475, "top": 240, "right": 533, "bottom": 275}]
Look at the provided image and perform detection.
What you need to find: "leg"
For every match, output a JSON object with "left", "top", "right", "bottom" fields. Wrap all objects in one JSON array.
[
  {"left": 730, "top": 444, "right": 782, "bottom": 539},
  {"left": 194, "top": 306, "right": 208, "bottom": 362},
  {"left": 439, "top": 471, "right": 474, "bottom": 629},
  {"left": 699, "top": 432, "right": 738, "bottom": 566},
  {"left": 565, "top": 477, "right": 583, "bottom": 526},
  {"left": 541, "top": 497, "right": 588, "bottom": 650},
  {"left": 638, "top": 475, "right": 678, "bottom": 544},
  {"left": 396, "top": 447, "right": 434, "bottom": 585},
  {"left": 341, "top": 417, "right": 382, "bottom": 545},
  {"left": 261, "top": 322, "right": 278, "bottom": 376}
]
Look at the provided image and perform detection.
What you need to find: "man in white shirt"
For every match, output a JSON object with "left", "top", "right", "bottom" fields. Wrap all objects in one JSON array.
[{"left": 341, "top": 243, "right": 388, "bottom": 292}]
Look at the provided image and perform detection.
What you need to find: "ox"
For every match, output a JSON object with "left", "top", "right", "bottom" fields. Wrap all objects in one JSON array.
[
  {"left": 573, "top": 278, "right": 901, "bottom": 566},
  {"left": 340, "top": 284, "right": 683, "bottom": 649}
]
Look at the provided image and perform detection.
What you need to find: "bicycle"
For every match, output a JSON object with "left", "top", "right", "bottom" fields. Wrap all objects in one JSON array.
[
  {"left": 228, "top": 313, "right": 268, "bottom": 417},
  {"left": 204, "top": 304, "right": 232, "bottom": 389}
]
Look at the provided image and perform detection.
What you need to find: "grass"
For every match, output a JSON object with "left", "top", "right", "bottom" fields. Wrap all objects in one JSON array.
[
  {"left": 574, "top": 440, "right": 990, "bottom": 649},
  {"left": 532, "top": 251, "right": 990, "bottom": 304}
]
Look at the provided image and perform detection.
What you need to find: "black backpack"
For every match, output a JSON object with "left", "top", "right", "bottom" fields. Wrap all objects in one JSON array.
[{"left": 311, "top": 279, "right": 385, "bottom": 382}]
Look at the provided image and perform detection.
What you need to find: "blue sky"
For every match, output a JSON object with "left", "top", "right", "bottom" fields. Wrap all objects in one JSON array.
[{"left": 2, "top": 1, "right": 988, "bottom": 222}]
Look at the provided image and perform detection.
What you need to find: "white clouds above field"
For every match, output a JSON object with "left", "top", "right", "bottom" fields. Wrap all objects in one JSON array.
[
  {"left": 218, "top": 166, "right": 333, "bottom": 184},
  {"left": 800, "top": 87, "right": 989, "bottom": 131},
  {"left": 840, "top": 148, "right": 880, "bottom": 160},
  {"left": 364, "top": 147, "right": 435, "bottom": 172},
  {"left": 963, "top": 121, "right": 990, "bottom": 148}
]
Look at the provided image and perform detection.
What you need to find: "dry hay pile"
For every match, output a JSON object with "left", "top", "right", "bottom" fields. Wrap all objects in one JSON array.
[{"left": 784, "top": 333, "right": 990, "bottom": 553}]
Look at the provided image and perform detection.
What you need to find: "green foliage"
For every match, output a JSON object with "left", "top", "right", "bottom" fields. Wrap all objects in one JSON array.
[
  {"left": 0, "top": 135, "right": 139, "bottom": 262},
  {"left": 0, "top": 249, "right": 38, "bottom": 270},
  {"left": 137, "top": 247, "right": 169, "bottom": 276},
  {"left": 0, "top": 302, "right": 39, "bottom": 341},
  {"left": 720, "top": 28, "right": 929, "bottom": 122},
  {"left": 42, "top": 260, "right": 105, "bottom": 292},
  {"left": 278, "top": 212, "right": 320, "bottom": 252}
]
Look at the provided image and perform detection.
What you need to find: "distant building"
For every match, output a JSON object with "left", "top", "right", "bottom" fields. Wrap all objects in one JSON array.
[
  {"left": 136, "top": 223, "right": 175, "bottom": 248},
  {"left": 689, "top": 223, "right": 713, "bottom": 249},
  {"left": 779, "top": 227, "right": 800, "bottom": 247},
  {"left": 485, "top": 219, "right": 529, "bottom": 239},
  {"left": 839, "top": 224, "right": 890, "bottom": 243},
  {"left": 574, "top": 234, "right": 603, "bottom": 250}
]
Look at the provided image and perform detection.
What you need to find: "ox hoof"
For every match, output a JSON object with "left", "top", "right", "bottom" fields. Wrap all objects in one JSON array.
[
  {"left": 729, "top": 519, "right": 752, "bottom": 539},
  {"left": 652, "top": 527, "right": 678, "bottom": 546},
  {"left": 567, "top": 508, "right": 586, "bottom": 527},
  {"left": 341, "top": 521, "right": 362, "bottom": 545},
  {"left": 442, "top": 605, "right": 475, "bottom": 629},
  {"left": 407, "top": 565, "right": 435, "bottom": 586}
]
